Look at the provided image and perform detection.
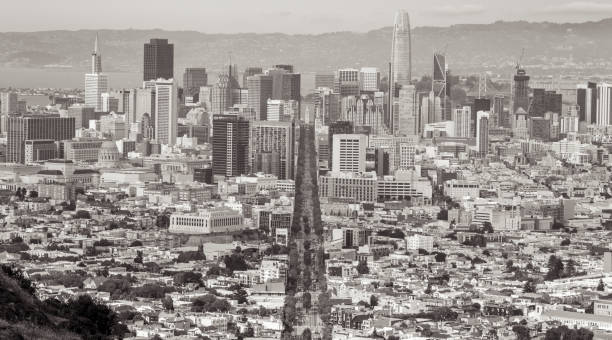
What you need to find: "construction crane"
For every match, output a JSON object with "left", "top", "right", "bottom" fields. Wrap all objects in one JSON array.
[{"left": 516, "top": 48, "right": 525, "bottom": 70}]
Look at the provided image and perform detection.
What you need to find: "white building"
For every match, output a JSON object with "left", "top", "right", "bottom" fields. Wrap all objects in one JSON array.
[
  {"left": 453, "top": 106, "right": 471, "bottom": 138},
  {"left": 332, "top": 134, "right": 367, "bottom": 173},
  {"left": 84, "top": 35, "right": 108, "bottom": 111},
  {"left": 169, "top": 208, "right": 244, "bottom": 234},
  {"left": 397, "top": 85, "right": 418, "bottom": 136},
  {"left": 359, "top": 67, "right": 380, "bottom": 92},
  {"left": 154, "top": 79, "right": 178, "bottom": 146},
  {"left": 406, "top": 234, "right": 434, "bottom": 252},
  {"left": 597, "top": 83, "right": 612, "bottom": 126},
  {"left": 0, "top": 92, "right": 18, "bottom": 114}
]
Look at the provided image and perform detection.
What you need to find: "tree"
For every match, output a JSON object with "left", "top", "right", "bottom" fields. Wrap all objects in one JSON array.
[
  {"left": 303, "top": 292, "right": 312, "bottom": 309},
  {"left": 75, "top": 210, "right": 91, "bottom": 219},
  {"left": 545, "top": 255, "right": 564, "bottom": 281},
  {"left": 370, "top": 295, "right": 378, "bottom": 307},
  {"left": 130, "top": 240, "right": 143, "bottom": 247},
  {"left": 523, "top": 280, "right": 537, "bottom": 293},
  {"left": 162, "top": 296, "right": 174, "bottom": 311},
  {"left": 156, "top": 214, "right": 170, "bottom": 229},
  {"left": 434, "top": 252, "right": 446, "bottom": 262},
  {"left": 223, "top": 253, "right": 248, "bottom": 273},
  {"left": 29, "top": 190, "right": 38, "bottom": 198},
  {"left": 598, "top": 279, "right": 605, "bottom": 291},
  {"left": 356, "top": 261, "right": 369, "bottom": 274},
  {"left": 482, "top": 221, "right": 494, "bottom": 233},
  {"left": 134, "top": 250, "right": 143, "bottom": 264},
  {"left": 302, "top": 328, "right": 312, "bottom": 340},
  {"left": 560, "top": 238, "right": 571, "bottom": 246},
  {"left": 512, "top": 324, "right": 531, "bottom": 340},
  {"left": 436, "top": 209, "right": 448, "bottom": 220}
]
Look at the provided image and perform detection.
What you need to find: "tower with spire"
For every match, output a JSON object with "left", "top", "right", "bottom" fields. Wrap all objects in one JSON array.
[{"left": 84, "top": 33, "right": 108, "bottom": 111}]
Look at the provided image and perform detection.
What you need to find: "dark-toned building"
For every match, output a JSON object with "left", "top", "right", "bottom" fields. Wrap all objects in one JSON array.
[
  {"left": 529, "top": 117, "right": 551, "bottom": 141},
  {"left": 143, "top": 39, "right": 174, "bottom": 81},
  {"left": 182, "top": 68, "right": 207, "bottom": 99},
  {"left": 577, "top": 82, "right": 597, "bottom": 123},
  {"left": 529, "top": 88, "right": 562, "bottom": 117},
  {"left": 512, "top": 68, "right": 530, "bottom": 114},
  {"left": 7, "top": 115, "right": 75, "bottom": 164},
  {"left": 177, "top": 124, "right": 209, "bottom": 144},
  {"left": 193, "top": 167, "right": 213, "bottom": 184},
  {"left": 212, "top": 115, "right": 249, "bottom": 177},
  {"left": 471, "top": 98, "right": 490, "bottom": 137}
]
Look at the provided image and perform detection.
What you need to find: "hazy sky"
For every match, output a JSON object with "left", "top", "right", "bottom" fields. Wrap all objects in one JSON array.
[{"left": 4, "top": 0, "right": 612, "bottom": 33}]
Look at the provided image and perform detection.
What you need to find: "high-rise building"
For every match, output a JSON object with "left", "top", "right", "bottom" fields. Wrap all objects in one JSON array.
[
  {"left": 328, "top": 121, "right": 354, "bottom": 167},
  {"left": 476, "top": 111, "right": 489, "bottom": 157},
  {"left": 390, "top": 10, "right": 412, "bottom": 88},
  {"left": 336, "top": 68, "right": 360, "bottom": 97},
  {"left": 143, "top": 39, "right": 174, "bottom": 81},
  {"left": 493, "top": 95, "right": 506, "bottom": 128},
  {"left": 154, "top": 79, "right": 178, "bottom": 146},
  {"left": 359, "top": 67, "right": 380, "bottom": 92},
  {"left": 183, "top": 68, "right": 208, "bottom": 99},
  {"left": 512, "top": 68, "right": 530, "bottom": 114},
  {"left": 247, "top": 74, "right": 273, "bottom": 120},
  {"left": 529, "top": 88, "right": 562, "bottom": 117},
  {"left": 67, "top": 104, "right": 95, "bottom": 129},
  {"left": 7, "top": 115, "right": 75, "bottom": 164},
  {"left": 472, "top": 98, "right": 491, "bottom": 136},
  {"left": 117, "top": 89, "right": 137, "bottom": 129},
  {"left": 250, "top": 120, "right": 295, "bottom": 179},
  {"left": 332, "top": 133, "right": 367, "bottom": 173},
  {"left": 101, "top": 93, "right": 119, "bottom": 113},
  {"left": 315, "top": 74, "right": 335, "bottom": 89},
  {"left": 211, "top": 74, "right": 232, "bottom": 115},
  {"left": 453, "top": 106, "right": 471, "bottom": 138},
  {"left": 397, "top": 85, "right": 418, "bottom": 136},
  {"left": 212, "top": 115, "right": 249, "bottom": 177},
  {"left": 340, "top": 93, "right": 384, "bottom": 135},
  {"left": 242, "top": 67, "right": 263, "bottom": 88},
  {"left": 84, "top": 34, "right": 108, "bottom": 111},
  {"left": 314, "top": 87, "right": 340, "bottom": 124},
  {"left": 577, "top": 82, "right": 597, "bottom": 124},
  {"left": 1, "top": 92, "right": 18, "bottom": 115},
  {"left": 420, "top": 91, "right": 442, "bottom": 132},
  {"left": 597, "top": 83, "right": 612, "bottom": 126},
  {"left": 135, "top": 88, "right": 155, "bottom": 125}
]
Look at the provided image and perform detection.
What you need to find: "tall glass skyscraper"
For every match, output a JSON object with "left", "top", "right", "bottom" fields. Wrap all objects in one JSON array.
[
  {"left": 143, "top": 39, "right": 174, "bottom": 81},
  {"left": 390, "top": 10, "right": 412, "bottom": 90}
]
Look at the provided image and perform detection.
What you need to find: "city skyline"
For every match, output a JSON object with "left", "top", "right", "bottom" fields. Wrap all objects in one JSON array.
[{"left": 3, "top": 0, "right": 612, "bottom": 34}]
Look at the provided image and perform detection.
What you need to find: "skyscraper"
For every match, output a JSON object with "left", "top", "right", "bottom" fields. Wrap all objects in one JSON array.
[
  {"left": 250, "top": 120, "right": 295, "bottom": 179},
  {"left": 332, "top": 134, "right": 367, "bottom": 173},
  {"left": 315, "top": 74, "right": 335, "bottom": 89},
  {"left": 247, "top": 74, "right": 273, "bottom": 120},
  {"left": 212, "top": 115, "right": 249, "bottom": 177},
  {"left": 328, "top": 121, "right": 354, "bottom": 167},
  {"left": 476, "top": 111, "right": 489, "bottom": 157},
  {"left": 359, "top": 68, "right": 380, "bottom": 92},
  {"left": 7, "top": 115, "right": 75, "bottom": 164},
  {"left": 154, "top": 79, "right": 178, "bottom": 146},
  {"left": 596, "top": 83, "right": 612, "bottom": 126},
  {"left": 577, "top": 82, "right": 597, "bottom": 124},
  {"left": 512, "top": 68, "right": 530, "bottom": 114},
  {"left": 390, "top": 10, "right": 412, "bottom": 88},
  {"left": 453, "top": 106, "right": 471, "bottom": 138},
  {"left": 183, "top": 68, "right": 208, "bottom": 99},
  {"left": 1, "top": 92, "right": 18, "bottom": 115},
  {"left": 211, "top": 75, "right": 232, "bottom": 115},
  {"left": 493, "top": 95, "right": 506, "bottom": 127},
  {"left": 84, "top": 34, "right": 108, "bottom": 111},
  {"left": 335, "top": 68, "right": 360, "bottom": 97},
  {"left": 243, "top": 67, "right": 263, "bottom": 87},
  {"left": 397, "top": 85, "right": 417, "bottom": 136},
  {"left": 143, "top": 39, "right": 174, "bottom": 81}
]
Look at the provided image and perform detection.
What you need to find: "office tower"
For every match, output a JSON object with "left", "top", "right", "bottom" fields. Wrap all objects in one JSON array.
[
  {"left": 100, "top": 113, "right": 126, "bottom": 140},
  {"left": 211, "top": 74, "right": 232, "bottom": 115},
  {"left": 476, "top": 111, "right": 489, "bottom": 157},
  {"left": 315, "top": 74, "right": 335, "bottom": 89},
  {"left": 7, "top": 115, "right": 75, "bottom": 164},
  {"left": 433, "top": 53, "right": 448, "bottom": 119},
  {"left": 143, "top": 39, "right": 174, "bottom": 81},
  {"left": 453, "top": 106, "right": 471, "bottom": 137},
  {"left": 597, "top": 83, "right": 612, "bottom": 126},
  {"left": 359, "top": 67, "right": 380, "bottom": 92},
  {"left": 198, "top": 86, "right": 212, "bottom": 110},
  {"left": 183, "top": 68, "right": 208, "bottom": 99},
  {"left": 374, "top": 148, "right": 390, "bottom": 176},
  {"left": 530, "top": 88, "right": 562, "bottom": 117},
  {"left": 101, "top": 93, "right": 119, "bottom": 112},
  {"left": 140, "top": 113, "right": 154, "bottom": 139},
  {"left": 340, "top": 93, "right": 384, "bottom": 135},
  {"left": 420, "top": 91, "right": 442, "bottom": 131},
  {"left": 513, "top": 108, "right": 529, "bottom": 139},
  {"left": 390, "top": 10, "right": 412, "bottom": 88},
  {"left": 529, "top": 117, "right": 551, "bottom": 141},
  {"left": 472, "top": 98, "right": 490, "bottom": 136},
  {"left": 314, "top": 87, "right": 341, "bottom": 124},
  {"left": 397, "top": 85, "right": 418, "bottom": 136},
  {"left": 84, "top": 34, "right": 108, "bottom": 111},
  {"left": 117, "top": 89, "right": 137, "bottom": 129},
  {"left": 243, "top": 67, "right": 263, "bottom": 88},
  {"left": 493, "top": 95, "right": 506, "bottom": 128},
  {"left": 267, "top": 99, "right": 298, "bottom": 122},
  {"left": 512, "top": 67, "right": 530, "bottom": 114},
  {"left": 1, "top": 92, "right": 18, "bottom": 115},
  {"left": 67, "top": 105, "right": 95, "bottom": 129},
  {"left": 328, "top": 121, "right": 354, "bottom": 167},
  {"left": 135, "top": 88, "right": 155, "bottom": 125},
  {"left": 577, "top": 82, "right": 597, "bottom": 124},
  {"left": 154, "top": 79, "right": 178, "bottom": 146},
  {"left": 247, "top": 74, "right": 273, "bottom": 120},
  {"left": 250, "top": 120, "right": 295, "bottom": 179},
  {"left": 397, "top": 141, "right": 416, "bottom": 169},
  {"left": 336, "top": 68, "right": 360, "bottom": 97},
  {"left": 212, "top": 115, "right": 249, "bottom": 177},
  {"left": 332, "top": 133, "right": 367, "bottom": 173}
]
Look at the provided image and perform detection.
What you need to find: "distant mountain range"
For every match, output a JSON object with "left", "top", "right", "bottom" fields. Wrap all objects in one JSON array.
[{"left": 2, "top": 19, "right": 612, "bottom": 80}]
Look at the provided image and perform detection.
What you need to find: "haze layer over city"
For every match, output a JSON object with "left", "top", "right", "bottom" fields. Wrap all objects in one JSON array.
[{"left": 1, "top": 1, "right": 612, "bottom": 340}]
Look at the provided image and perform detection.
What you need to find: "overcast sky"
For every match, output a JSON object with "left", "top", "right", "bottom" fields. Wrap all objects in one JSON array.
[{"left": 4, "top": 0, "right": 612, "bottom": 33}]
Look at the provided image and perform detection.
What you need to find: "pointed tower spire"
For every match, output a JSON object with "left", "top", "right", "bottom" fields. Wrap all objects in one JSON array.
[
  {"left": 91, "top": 33, "right": 102, "bottom": 74},
  {"left": 94, "top": 33, "right": 99, "bottom": 54}
]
